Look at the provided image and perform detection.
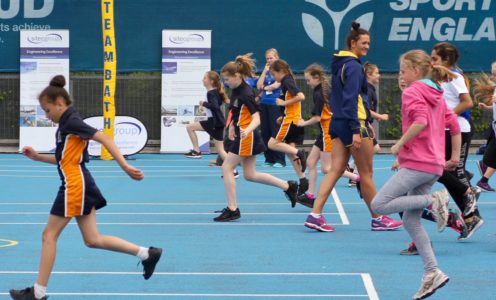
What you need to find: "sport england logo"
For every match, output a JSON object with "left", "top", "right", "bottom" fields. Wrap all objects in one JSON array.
[{"left": 302, "top": 0, "right": 373, "bottom": 49}]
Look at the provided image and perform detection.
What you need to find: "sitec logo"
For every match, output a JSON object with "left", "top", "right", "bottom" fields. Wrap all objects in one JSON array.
[
  {"left": 302, "top": 0, "right": 373, "bottom": 49},
  {"left": 168, "top": 34, "right": 205, "bottom": 44}
]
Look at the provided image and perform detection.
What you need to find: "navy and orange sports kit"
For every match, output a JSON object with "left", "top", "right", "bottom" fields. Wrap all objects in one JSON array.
[{"left": 51, "top": 106, "right": 106, "bottom": 218}]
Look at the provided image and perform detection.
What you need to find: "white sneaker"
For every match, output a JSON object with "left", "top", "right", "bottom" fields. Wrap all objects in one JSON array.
[
  {"left": 431, "top": 189, "right": 449, "bottom": 232},
  {"left": 413, "top": 270, "right": 449, "bottom": 299}
]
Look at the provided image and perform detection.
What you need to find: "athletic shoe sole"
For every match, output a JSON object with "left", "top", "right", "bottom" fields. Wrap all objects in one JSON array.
[
  {"left": 304, "top": 222, "right": 334, "bottom": 232},
  {"left": 414, "top": 277, "right": 449, "bottom": 300},
  {"left": 371, "top": 224, "right": 403, "bottom": 231}
]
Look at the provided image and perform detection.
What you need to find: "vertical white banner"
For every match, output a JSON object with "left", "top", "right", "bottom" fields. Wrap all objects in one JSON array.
[
  {"left": 161, "top": 29, "right": 211, "bottom": 153},
  {"left": 19, "top": 30, "right": 70, "bottom": 152}
]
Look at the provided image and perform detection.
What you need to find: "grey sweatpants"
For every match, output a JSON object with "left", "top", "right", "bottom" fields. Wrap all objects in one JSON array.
[{"left": 371, "top": 168, "right": 440, "bottom": 273}]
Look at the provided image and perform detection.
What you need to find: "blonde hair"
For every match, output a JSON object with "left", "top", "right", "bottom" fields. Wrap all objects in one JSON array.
[
  {"left": 472, "top": 73, "right": 496, "bottom": 106},
  {"left": 400, "top": 49, "right": 456, "bottom": 84},
  {"left": 221, "top": 53, "right": 256, "bottom": 78},
  {"left": 304, "top": 63, "right": 330, "bottom": 105},
  {"left": 206, "top": 71, "right": 229, "bottom": 104},
  {"left": 265, "top": 48, "right": 279, "bottom": 59}
]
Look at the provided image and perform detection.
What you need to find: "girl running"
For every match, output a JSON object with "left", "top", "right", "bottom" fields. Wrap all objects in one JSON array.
[
  {"left": 267, "top": 59, "right": 308, "bottom": 195},
  {"left": 214, "top": 54, "right": 299, "bottom": 222},
  {"left": 371, "top": 49, "right": 460, "bottom": 300},
  {"left": 304, "top": 22, "right": 402, "bottom": 232},
  {"left": 184, "top": 71, "right": 229, "bottom": 159},
  {"left": 9, "top": 76, "right": 162, "bottom": 300},
  {"left": 296, "top": 64, "right": 358, "bottom": 207},
  {"left": 431, "top": 42, "right": 483, "bottom": 239},
  {"left": 473, "top": 71, "right": 496, "bottom": 192}
]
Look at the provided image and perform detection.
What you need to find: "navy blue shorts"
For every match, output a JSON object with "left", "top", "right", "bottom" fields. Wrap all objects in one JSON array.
[
  {"left": 200, "top": 119, "right": 224, "bottom": 141},
  {"left": 329, "top": 119, "right": 372, "bottom": 147},
  {"left": 273, "top": 122, "right": 304, "bottom": 145},
  {"left": 229, "top": 128, "right": 266, "bottom": 156}
]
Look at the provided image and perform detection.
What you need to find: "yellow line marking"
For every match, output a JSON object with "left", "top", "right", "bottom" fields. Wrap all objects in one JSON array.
[{"left": 0, "top": 239, "right": 18, "bottom": 248}]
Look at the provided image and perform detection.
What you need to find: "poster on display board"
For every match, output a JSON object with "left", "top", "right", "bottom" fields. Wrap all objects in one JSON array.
[
  {"left": 19, "top": 30, "right": 69, "bottom": 152},
  {"left": 160, "top": 29, "right": 212, "bottom": 153}
]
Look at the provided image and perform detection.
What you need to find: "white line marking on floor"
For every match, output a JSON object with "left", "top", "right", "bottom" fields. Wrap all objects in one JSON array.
[{"left": 332, "top": 188, "right": 350, "bottom": 225}]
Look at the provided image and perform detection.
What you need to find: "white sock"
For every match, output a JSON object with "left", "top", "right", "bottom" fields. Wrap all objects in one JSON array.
[
  {"left": 136, "top": 246, "right": 149, "bottom": 261},
  {"left": 310, "top": 213, "right": 321, "bottom": 218},
  {"left": 374, "top": 216, "right": 383, "bottom": 221},
  {"left": 34, "top": 282, "right": 46, "bottom": 299}
]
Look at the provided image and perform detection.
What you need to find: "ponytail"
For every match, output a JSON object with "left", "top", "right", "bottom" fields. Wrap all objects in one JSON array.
[
  {"left": 472, "top": 73, "right": 496, "bottom": 106},
  {"left": 221, "top": 53, "right": 256, "bottom": 79},
  {"left": 206, "top": 71, "right": 229, "bottom": 104},
  {"left": 304, "top": 63, "right": 330, "bottom": 105}
]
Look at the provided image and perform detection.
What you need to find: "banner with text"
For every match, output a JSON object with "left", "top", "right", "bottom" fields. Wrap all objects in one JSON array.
[
  {"left": 161, "top": 29, "right": 211, "bottom": 153},
  {"left": 19, "top": 29, "right": 69, "bottom": 152}
]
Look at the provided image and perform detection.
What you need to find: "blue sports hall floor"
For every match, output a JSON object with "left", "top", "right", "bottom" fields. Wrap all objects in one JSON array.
[{"left": 0, "top": 153, "right": 494, "bottom": 299}]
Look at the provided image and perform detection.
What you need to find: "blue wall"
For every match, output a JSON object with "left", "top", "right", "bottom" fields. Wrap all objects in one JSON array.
[{"left": 1, "top": 0, "right": 495, "bottom": 72}]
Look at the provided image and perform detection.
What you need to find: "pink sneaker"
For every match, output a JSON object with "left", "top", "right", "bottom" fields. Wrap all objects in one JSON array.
[
  {"left": 304, "top": 214, "right": 334, "bottom": 232},
  {"left": 371, "top": 215, "right": 403, "bottom": 231}
]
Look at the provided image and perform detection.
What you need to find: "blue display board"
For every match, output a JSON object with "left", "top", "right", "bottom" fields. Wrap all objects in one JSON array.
[{"left": 1, "top": 0, "right": 494, "bottom": 72}]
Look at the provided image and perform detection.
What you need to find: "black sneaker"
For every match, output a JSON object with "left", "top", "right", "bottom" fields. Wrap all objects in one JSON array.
[
  {"left": 458, "top": 215, "right": 484, "bottom": 241},
  {"left": 213, "top": 207, "right": 241, "bottom": 222},
  {"left": 297, "top": 193, "right": 315, "bottom": 208},
  {"left": 9, "top": 287, "right": 47, "bottom": 300},
  {"left": 284, "top": 180, "right": 298, "bottom": 208},
  {"left": 298, "top": 177, "right": 309, "bottom": 195},
  {"left": 348, "top": 178, "right": 357, "bottom": 187},
  {"left": 184, "top": 149, "right": 202, "bottom": 159},
  {"left": 141, "top": 247, "right": 163, "bottom": 280},
  {"left": 295, "top": 149, "right": 307, "bottom": 172}
]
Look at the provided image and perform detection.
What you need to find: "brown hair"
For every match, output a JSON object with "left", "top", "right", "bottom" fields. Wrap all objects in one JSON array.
[
  {"left": 221, "top": 53, "right": 256, "bottom": 78},
  {"left": 346, "top": 21, "right": 369, "bottom": 49},
  {"left": 269, "top": 59, "right": 295, "bottom": 79},
  {"left": 304, "top": 63, "right": 330, "bottom": 105},
  {"left": 206, "top": 71, "right": 229, "bottom": 104},
  {"left": 432, "top": 42, "right": 459, "bottom": 68},
  {"left": 472, "top": 73, "right": 496, "bottom": 106},
  {"left": 38, "top": 75, "right": 72, "bottom": 105},
  {"left": 364, "top": 62, "right": 378, "bottom": 76},
  {"left": 400, "top": 49, "right": 457, "bottom": 84}
]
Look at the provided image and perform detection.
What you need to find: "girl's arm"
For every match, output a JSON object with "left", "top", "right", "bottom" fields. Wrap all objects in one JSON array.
[
  {"left": 265, "top": 81, "right": 281, "bottom": 91},
  {"left": 239, "top": 112, "right": 261, "bottom": 138},
  {"left": 256, "top": 67, "right": 269, "bottom": 90},
  {"left": 452, "top": 93, "right": 473, "bottom": 115},
  {"left": 370, "top": 110, "right": 389, "bottom": 122},
  {"left": 390, "top": 123, "right": 426, "bottom": 156},
  {"left": 22, "top": 146, "right": 57, "bottom": 164},
  {"left": 445, "top": 133, "right": 461, "bottom": 171},
  {"left": 298, "top": 115, "right": 320, "bottom": 127},
  {"left": 276, "top": 92, "right": 305, "bottom": 106},
  {"left": 91, "top": 131, "right": 144, "bottom": 180}
]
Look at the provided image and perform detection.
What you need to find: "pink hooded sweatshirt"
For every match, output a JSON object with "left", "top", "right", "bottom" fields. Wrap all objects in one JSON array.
[{"left": 398, "top": 80, "right": 460, "bottom": 176}]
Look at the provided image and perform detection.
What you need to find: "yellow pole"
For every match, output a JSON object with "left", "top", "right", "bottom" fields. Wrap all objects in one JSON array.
[{"left": 101, "top": 0, "right": 116, "bottom": 160}]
